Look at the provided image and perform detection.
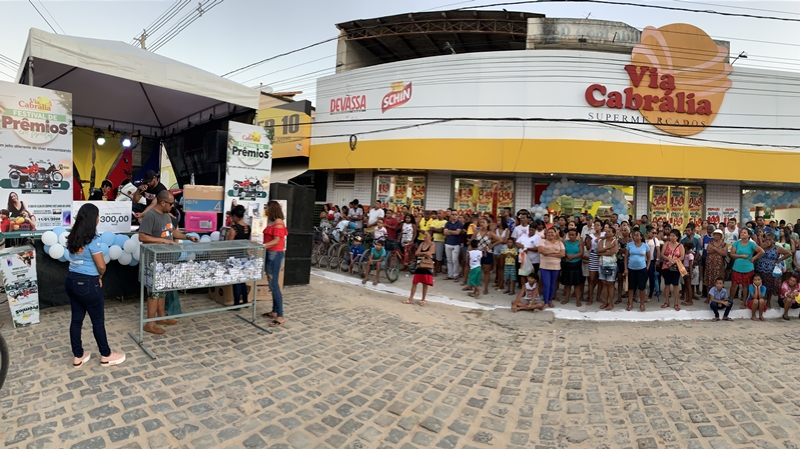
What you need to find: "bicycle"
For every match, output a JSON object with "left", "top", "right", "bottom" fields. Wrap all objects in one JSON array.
[
  {"left": 0, "top": 330, "right": 8, "bottom": 391},
  {"left": 311, "top": 226, "right": 332, "bottom": 268}
]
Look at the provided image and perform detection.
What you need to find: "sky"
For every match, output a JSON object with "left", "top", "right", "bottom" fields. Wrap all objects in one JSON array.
[{"left": 1, "top": 0, "right": 799, "bottom": 105}]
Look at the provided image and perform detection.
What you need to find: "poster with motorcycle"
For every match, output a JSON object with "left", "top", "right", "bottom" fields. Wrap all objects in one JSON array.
[
  {"left": 224, "top": 122, "right": 273, "bottom": 218},
  {"left": 0, "top": 245, "right": 40, "bottom": 328},
  {"left": 0, "top": 81, "right": 72, "bottom": 234}
]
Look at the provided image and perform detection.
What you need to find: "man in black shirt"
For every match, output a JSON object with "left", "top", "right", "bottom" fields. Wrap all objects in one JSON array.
[
  {"left": 133, "top": 170, "right": 168, "bottom": 219},
  {"left": 88, "top": 180, "right": 113, "bottom": 201}
]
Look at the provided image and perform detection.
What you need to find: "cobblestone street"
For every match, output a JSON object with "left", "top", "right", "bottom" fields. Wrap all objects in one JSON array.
[{"left": 2, "top": 279, "right": 800, "bottom": 449}]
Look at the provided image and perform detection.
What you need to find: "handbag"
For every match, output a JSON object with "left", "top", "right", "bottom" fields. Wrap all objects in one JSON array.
[
  {"left": 417, "top": 245, "right": 434, "bottom": 269},
  {"left": 677, "top": 262, "right": 688, "bottom": 277}
]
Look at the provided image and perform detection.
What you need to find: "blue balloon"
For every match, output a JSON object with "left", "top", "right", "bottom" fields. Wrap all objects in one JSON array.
[
  {"left": 44, "top": 244, "right": 51, "bottom": 254},
  {"left": 129, "top": 258, "right": 139, "bottom": 267},
  {"left": 59, "top": 252, "right": 71, "bottom": 262},
  {"left": 53, "top": 226, "right": 66, "bottom": 236},
  {"left": 100, "top": 243, "right": 109, "bottom": 256},
  {"left": 114, "top": 234, "right": 129, "bottom": 248},
  {"left": 100, "top": 232, "right": 115, "bottom": 246}
]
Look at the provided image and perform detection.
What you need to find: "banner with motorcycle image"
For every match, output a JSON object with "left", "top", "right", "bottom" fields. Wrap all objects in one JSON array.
[
  {"left": 0, "top": 81, "right": 72, "bottom": 234},
  {"left": 224, "top": 122, "right": 273, "bottom": 219},
  {"left": 0, "top": 245, "right": 40, "bottom": 328}
]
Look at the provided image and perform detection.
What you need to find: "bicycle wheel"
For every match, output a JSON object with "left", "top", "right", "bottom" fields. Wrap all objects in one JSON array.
[
  {"left": 311, "top": 242, "right": 325, "bottom": 266},
  {"left": 335, "top": 245, "right": 350, "bottom": 270},
  {"left": 353, "top": 254, "right": 365, "bottom": 277},
  {"left": 327, "top": 244, "right": 342, "bottom": 270},
  {"left": 0, "top": 333, "right": 8, "bottom": 391},
  {"left": 385, "top": 253, "right": 399, "bottom": 283}
]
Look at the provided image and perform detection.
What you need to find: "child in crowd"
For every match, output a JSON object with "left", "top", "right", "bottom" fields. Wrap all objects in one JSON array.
[
  {"left": 512, "top": 273, "right": 545, "bottom": 313},
  {"left": 467, "top": 240, "right": 483, "bottom": 298},
  {"left": 501, "top": 237, "right": 518, "bottom": 295},
  {"left": 362, "top": 240, "right": 386, "bottom": 286},
  {"left": 708, "top": 277, "right": 732, "bottom": 321},
  {"left": 748, "top": 273, "right": 767, "bottom": 321},
  {"left": 346, "top": 236, "right": 364, "bottom": 274},
  {"left": 0, "top": 209, "right": 11, "bottom": 233},
  {"left": 681, "top": 241, "right": 695, "bottom": 306},
  {"left": 373, "top": 218, "right": 388, "bottom": 241}
]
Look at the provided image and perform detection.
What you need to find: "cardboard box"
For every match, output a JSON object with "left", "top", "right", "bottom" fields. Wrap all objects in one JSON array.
[
  {"left": 208, "top": 283, "right": 254, "bottom": 306},
  {"left": 183, "top": 185, "right": 224, "bottom": 212},
  {"left": 185, "top": 212, "right": 218, "bottom": 232}
]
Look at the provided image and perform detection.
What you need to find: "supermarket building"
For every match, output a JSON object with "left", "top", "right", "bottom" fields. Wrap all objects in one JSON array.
[{"left": 310, "top": 10, "right": 800, "bottom": 225}]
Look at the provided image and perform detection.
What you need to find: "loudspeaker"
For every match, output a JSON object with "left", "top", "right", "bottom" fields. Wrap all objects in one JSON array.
[
  {"left": 204, "top": 130, "right": 227, "bottom": 163},
  {"left": 283, "top": 258, "right": 311, "bottom": 286},
  {"left": 286, "top": 233, "right": 313, "bottom": 259},
  {"left": 270, "top": 184, "right": 315, "bottom": 234}
]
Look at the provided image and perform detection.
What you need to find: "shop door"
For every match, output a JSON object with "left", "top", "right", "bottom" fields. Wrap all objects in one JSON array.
[{"left": 332, "top": 187, "right": 354, "bottom": 209}]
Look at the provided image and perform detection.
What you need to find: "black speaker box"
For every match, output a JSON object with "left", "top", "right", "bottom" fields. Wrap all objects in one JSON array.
[
  {"left": 204, "top": 130, "right": 227, "bottom": 164},
  {"left": 286, "top": 233, "right": 313, "bottom": 259},
  {"left": 270, "top": 184, "right": 315, "bottom": 234},
  {"left": 283, "top": 258, "right": 311, "bottom": 286}
]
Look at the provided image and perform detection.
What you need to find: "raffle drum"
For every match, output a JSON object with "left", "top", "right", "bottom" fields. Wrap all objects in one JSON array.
[{"left": 130, "top": 241, "right": 269, "bottom": 358}]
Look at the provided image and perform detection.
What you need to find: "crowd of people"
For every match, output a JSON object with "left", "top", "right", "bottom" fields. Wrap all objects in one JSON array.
[{"left": 320, "top": 200, "right": 800, "bottom": 321}]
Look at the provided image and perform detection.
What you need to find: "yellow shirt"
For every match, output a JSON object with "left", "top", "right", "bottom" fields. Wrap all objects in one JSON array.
[
  {"left": 467, "top": 223, "right": 476, "bottom": 236},
  {"left": 417, "top": 218, "right": 432, "bottom": 241},
  {"left": 430, "top": 219, "right": 447, "bottom": 242}
]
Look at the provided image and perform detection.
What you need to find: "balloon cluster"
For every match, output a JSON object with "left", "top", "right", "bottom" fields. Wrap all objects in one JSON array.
[
  {"left": 741, "top": 190, "right": 796, "bottom": 222},
  {"left": 41, "top": 228, "right": 222, "bottom": 265},
  {"left": 532, "top": 177, "right": 630, "bottom": 223}
]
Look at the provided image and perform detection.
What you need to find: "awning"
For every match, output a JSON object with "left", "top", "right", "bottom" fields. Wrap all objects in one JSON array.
[
  {"left": 17, "top": 28, "right": 260, "bottom": 136},
  {"left": 271, "top": 161, "right": 308, "bottom": 184}
]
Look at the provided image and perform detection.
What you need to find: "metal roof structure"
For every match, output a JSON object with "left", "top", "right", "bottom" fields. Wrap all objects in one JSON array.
[{"left": 336, "top": 10, "right": 544, "bottom": 64}]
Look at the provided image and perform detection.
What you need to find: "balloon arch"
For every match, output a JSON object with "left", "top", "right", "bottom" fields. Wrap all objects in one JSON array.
[{"left": 530, "top": 177, "right": 630, "bottom": 222}]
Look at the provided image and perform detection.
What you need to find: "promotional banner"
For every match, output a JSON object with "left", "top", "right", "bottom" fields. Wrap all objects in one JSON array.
[
  {"left": 224, "top": 122, "right": 273, "bottom": 217},
  {"left": 707, "top": 207, "right": 722, "bottom": 225},
  {"left": 477, "top": 181, "right": 494, "bottom": 213},
  {"left": 669, "top": 210, "right": 685, "bottom": 230},
  {"left": 393, "top": 176, "right": 408, "bottom": 206},
  {"left": 457, "top": 180, "right": 475, "bottom": 211},
  {"left": 411, "top": 178, "right": 425, "bottom": 207},
  {"left": 687, "top": 187, "right": 704, "bottom": 224},
  {"left": 73, "top": 201, "right": 132, "bottom": 233},
  {"left": 668, "top": 187, "right": 686, "bottom": 229},
  {"left": 255, "top": 101, "right": 312, "bottom": 158},
  {"left": 0, "top": 82, "right": 73, "bottom": 233},
  {"left": 0, "top": 245, "right": 39, "bottom": 328},
  {"left": 377, "top": 176, "right": 391, "bottom": 203},
  {"left": 497, "top": 180, "right": 514, "bottom": 210},
  {"left": 723, "top": 207, "right": 739, "bottom": 223},
  {"left": 651, "top": 185, "right": 669, "bottom": 212}
]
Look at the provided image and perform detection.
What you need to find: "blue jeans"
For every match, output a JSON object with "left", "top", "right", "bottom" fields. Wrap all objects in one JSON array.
[
  {"left": 710, "top": 299, "right": 733, "bottom": 318},
  {"left": 232, "top": 283, "right": 248, "bottom": 305},
  {"left": 648, "top": 263, "right": 658, "bottom": 297},
  {"left": 65, "top": 272, "right": 111, "bottom": 358},
  {"left": 540, "top": 268, "right": 560, "bottom": 304},
  {"left": 266, "top": 251, "right": 285, "bottom": 317}
]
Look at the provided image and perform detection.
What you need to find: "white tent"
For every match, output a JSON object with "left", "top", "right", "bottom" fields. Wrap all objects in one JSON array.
[{"left": 17, "top": 28, "right": 259, "bottom": 136}]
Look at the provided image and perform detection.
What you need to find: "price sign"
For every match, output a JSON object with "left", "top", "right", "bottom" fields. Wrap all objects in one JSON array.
[
  {"left": 707, "top": 207, "right": 721, "bottom": 225},
  {"left": 73, "top": 201, "right": 132, "bottom": 233},
  {"left": 669, "top": 211, "right": 685, "bottom": 230},
  {"left": 651, "top": 185, "right": 669, "bottom": 210},
  {"left": 669, "top": 187, "right": 686, "bottom": 210},
  {"left": 687, "top": 187, "right": 704, "bottom": 211},
  {"left": 377, "top": 176, "right": 391, "bottom": 202},
  {"left": 393, "top": 177, "right": 408, "bottom": 204},
  {"left": 411, "top": 178, "right": 425, "bottom": 207},
  {"left": 497, "top": 180, "right": 514, "bottom": 208}
]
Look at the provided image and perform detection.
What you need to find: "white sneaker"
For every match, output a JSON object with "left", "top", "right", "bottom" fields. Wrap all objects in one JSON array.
[
  {"left": 72, "top": 352, "right": 90, "bottom": 369},
  {"left": 100, "top": 352, "right": 126, "bottom": 366}
]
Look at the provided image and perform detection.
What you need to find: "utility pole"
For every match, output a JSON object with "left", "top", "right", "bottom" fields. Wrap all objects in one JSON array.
[{"left": 133, "top": 29, "right": 148, "bottom": 50}]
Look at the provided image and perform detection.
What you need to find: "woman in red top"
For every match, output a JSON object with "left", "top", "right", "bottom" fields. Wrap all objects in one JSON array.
[{"left": 262, "top": 201, "right": 288, "bottom": 327}]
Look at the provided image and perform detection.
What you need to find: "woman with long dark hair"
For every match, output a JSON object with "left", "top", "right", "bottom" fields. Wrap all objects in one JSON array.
[
  {"left": 262, "top": 201, "right": 288, "bottom": 327},
  {"left": 7, "top": 191, "right": 36, "bottom": 229},
  {"left": 66, "top": 203, "right": 125, "bottom": 368},
  {"left": 226, "top": 205, "right": 251, "bottom": 306}
]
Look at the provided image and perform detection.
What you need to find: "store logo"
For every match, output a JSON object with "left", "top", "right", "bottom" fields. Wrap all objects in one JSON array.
[
  {"left": 382, "top": 82, "right": 412, "bottom": 113},
  {"left": 18, "top": 96, "right": 52, "bottom": 112},
  {"left": 584, "top": 24, "right": 731, "bottom": 136},
  {"left": 330, "top": 95, "right": 367, "bottom": 114},
  {"left": 242, "top": 132, "right": 262, "bottom": 142}
]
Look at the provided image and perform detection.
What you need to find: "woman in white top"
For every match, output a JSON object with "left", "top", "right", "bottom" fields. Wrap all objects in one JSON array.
[
  {"left": 584, "top": 220, "right": 603, "bottom": 306},
  {"left": 493, "top": 217, "right": 510, "bottom": 289},
  {"left": 645, "top": 225, "right": 662, "bottom": 301}
]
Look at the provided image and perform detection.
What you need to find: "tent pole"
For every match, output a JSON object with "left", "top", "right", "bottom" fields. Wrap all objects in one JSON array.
[{"left": 26, "top": 57, "right": 34, "bottom": 86}]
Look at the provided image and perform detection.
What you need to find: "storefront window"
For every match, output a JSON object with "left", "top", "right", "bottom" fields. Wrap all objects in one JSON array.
[
  {"left": 375, "top": 175, "right": 426, "bottom": 211},
  {"left": 649, "top": 185, "right": 704, "bottom": 230},
  {"left": 741, "top": 189, "right": 799, "bottom": 224},
  {"left": 533, "top": 181, "right": 633, "bottom": 221},
  {"left": 453, "top": 178, "right": 514, "bottom": 216}
]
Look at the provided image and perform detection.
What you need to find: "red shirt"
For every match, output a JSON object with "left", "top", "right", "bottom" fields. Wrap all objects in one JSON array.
[
  {"left": 0, "top": 219, "right": 10, "bottom": 233},
  {"left": 384, "top": 217, "right": 398, "bottom": 240},
  {"left": 263, "top": 223, "right": 288, "bottom": 252}
]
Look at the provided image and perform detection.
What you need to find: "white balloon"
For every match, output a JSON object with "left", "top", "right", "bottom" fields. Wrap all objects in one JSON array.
[
  {"left": 103, "top": 254, "right": 111, "bottom": 264},
  {"left": 200, "top": 235, "right": 212, "bottom": 243},
  {"left": 108, "top": 245, "right": 123, "bottom": 260},
  {"left": 132, "top": 244, "right": 140, "bottom": 260},
  {"left": 568, "top": 180, "right": 576, "bottom": 187},
  {"left": 48, "top": 244, "right": 65, "bottom": 259},
  {"left": 58, "top": 232, "right": 68, "bottom": 246},
  {"left": 560, "top": 177, "right": 568, "bottom": 184},
  {"left": 118, "top": 252, "right": 132, "bottom": 265},
  {"left": 210, "top": 231, "right": 221, "bottom": 241},
  {"left": 130, "top": 234, "right": 140, "bottom": 243},
  {"left": 123, "top": 239, "right": 137, "bottom": 253},
  {"left": 41, "top": 231, "right": 58, "bottom": 246},
  {"left": 555, "top": 182, "right": 563, "bottom": 189}
]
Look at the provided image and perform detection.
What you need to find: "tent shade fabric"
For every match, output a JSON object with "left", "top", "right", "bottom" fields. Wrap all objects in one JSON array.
[
  {"left": 18, "top": 28, "right": 259, "bottom": 136},
  {"left": 271, "top": 162, "right": 309, "bottom": 184}
]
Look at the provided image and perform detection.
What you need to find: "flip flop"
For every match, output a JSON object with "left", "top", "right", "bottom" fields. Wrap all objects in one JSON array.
[
  {"left": 402, "top": 299, "right": 413, "bottom": 304},
  {"left": 268, "top": 320, "right": 284, "bottom": 328},
  {"left": 419, "top": 300, "right": 426, "bottom": 307},
  {"left": 639, "top": 304, "right": 645, "bottom": 312},
  {"left": 674, "top": 305, "right": 681, "bottom": 312},
  {"left": 712, "top": 317, "right": 719, "bottom": 322},
  {"left": 661, "top": 303, "right": 670, "bottom": 309},
  {"left": 723, "top": 317, "right": 733, "bottom": 321}
]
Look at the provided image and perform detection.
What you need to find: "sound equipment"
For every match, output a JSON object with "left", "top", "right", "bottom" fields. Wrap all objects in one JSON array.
[
  {"left": 203, "top": 130, "right": 227, "bottom": 164},
  {"left": 286, "top": 233, "right": 313, "bottom": 259},
  {"left": 283, "top": 258, "right": 311, "bottom": 286},
  {"left": 270, "top": 184, "right": 315, "bottom": 234}
]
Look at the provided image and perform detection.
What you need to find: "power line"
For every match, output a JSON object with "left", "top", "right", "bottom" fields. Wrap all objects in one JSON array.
[
  {"left": 27, "top": 0, "right": 57, "bottom": 34},
  {"left": 37, "top": 0, "right": 65, "bottom": 34},
  {"left": 670, "top": 0, "right": 800, "bottom": 17},
  {"left": 221, "top": 36, "right": 340, "bottom": 78},
  {"left": 131, "top": 0, "right": 191, "bottom": 47},
  {"left": 148, "top": 0, "right": 225, "bottom": 52},
  {"left": 459, "top": 0, "right": 800, "bottom": 23}
]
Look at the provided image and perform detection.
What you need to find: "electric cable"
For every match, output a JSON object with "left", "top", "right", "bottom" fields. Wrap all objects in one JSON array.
[
  {"left": 221, "top": 36, "right": 340, "bottom": 78},
  {"left": 37, "top": 0, "right": 65, "bottom": 34},
  {"left": 148, "top": 0, "right": 225, "bottom": 52},
  {"left": 27, "top": 0, "right": 57, "bottom": 34}
]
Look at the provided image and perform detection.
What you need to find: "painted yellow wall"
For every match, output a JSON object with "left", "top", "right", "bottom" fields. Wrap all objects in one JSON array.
[{"left": 309, "top": 138, "right": 797, "bottom": 183}]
